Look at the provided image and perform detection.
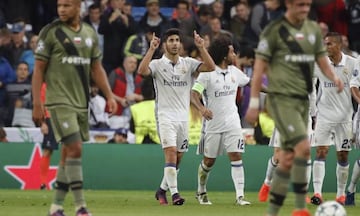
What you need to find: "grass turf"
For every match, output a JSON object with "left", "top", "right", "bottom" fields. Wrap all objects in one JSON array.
[{"left": 0, "top": 189, "right": 357, "bottom": 216}]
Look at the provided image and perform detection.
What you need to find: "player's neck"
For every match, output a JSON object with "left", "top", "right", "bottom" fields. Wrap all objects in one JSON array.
[
  {"left": 66, "top": 16, "right": 81, "bottom": 31},
  {"left": 165, "top": 53, "right": 179, "bottom": 64},
  {"left": 285, "top": 13, "right": 304, "bottom": 27},
  {"left": 218, "top": 62, "right": 227, "bottom": 69},
  {"left": 329, "top": 52, "right": 342, "bottom": 66}
]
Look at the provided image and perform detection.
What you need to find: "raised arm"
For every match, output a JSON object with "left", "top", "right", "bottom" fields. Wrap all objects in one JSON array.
[
  {"left": 137, "top": 33, "right": 160, "bottom": 77},
  {"left": 91, "top": 60, "right": 117, "bottom": 114},
  {"left": 194, "top": 31, "right": 215, "bottom": 73}
]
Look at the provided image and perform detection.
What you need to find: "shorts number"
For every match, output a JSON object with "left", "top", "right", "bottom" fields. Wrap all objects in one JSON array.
[
  {"left": 341, "top": 139, "right": 351, "bottom": 149},
  {"left": 237, "top": 139, "right": 245, "bottom": 150}
]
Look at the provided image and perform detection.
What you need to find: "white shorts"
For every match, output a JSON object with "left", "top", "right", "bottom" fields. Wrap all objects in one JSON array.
[
  {"left": 269, "top": 116, "right": 314, "bottom": 148},
  {"left": 353, "top": 109, "right": 360, "bottom": 149},
  {"left": 314, "top": 121, "right": 352, "bottom": 152},
  {"left": 197, "top": 129, "right": 245, "bottom": 158},
  {"left": 158, "top": 121, "right": 189, "bottom": 152}
]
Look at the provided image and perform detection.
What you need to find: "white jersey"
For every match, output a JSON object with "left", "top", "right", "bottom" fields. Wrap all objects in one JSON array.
[
  {"left": 315, "top": 53, "right": 360, "bottom": 123},
  {"left": 149, "top": 55, "right": 201, "bottom": 122},
  {"left": 194, "top": 65, "right": 250, "bottom": 133}
]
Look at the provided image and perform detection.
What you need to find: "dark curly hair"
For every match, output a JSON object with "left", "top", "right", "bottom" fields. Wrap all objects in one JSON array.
[{"left": 208, "top": 34, "right": 232, "bottom": 65}]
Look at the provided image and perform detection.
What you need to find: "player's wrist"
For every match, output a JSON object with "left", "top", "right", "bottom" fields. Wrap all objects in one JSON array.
[{"left": 249, "top": 97, "right": 259, "bottom": 109}]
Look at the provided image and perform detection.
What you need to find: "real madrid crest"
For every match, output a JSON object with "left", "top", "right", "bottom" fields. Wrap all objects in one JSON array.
[
  {"left": 85, "top": 37, "right": 93, "bottom": 48},
  {"left": 308, "top": 34, "right": 315, "bottom": 45}
]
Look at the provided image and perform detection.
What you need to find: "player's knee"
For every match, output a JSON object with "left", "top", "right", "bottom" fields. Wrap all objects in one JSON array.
[
  {"left": 316, "top": 146, "right": 329, "bottom": 159},
  {"left": 269, "top": 192, "right": 286, "bottom": 207},
  {"left": 203, "top": 157, "right": 215, "bottom": 167},
  {"left": 337, "top": 151, "right": 349, "bottom": 164}
]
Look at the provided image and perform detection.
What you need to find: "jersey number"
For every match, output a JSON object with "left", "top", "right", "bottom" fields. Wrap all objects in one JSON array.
[
  {"left": 237, "top": 139, "right": 245, "bottom": 150},
  {"left": 341, "top": 139, "right": 351, "bottom": 149}
]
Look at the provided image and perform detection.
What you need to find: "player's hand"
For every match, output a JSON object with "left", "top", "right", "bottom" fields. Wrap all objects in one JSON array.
[
  {"left": 193, "top": 30, "right": 204, "bottom": 48},
  {"left": 334, "top": 77, "right": 344, "bottom": 93},
  {"left": 245, "top": 107, "right": 259, "bottom": 126},
  {"left": 107, "top": 97, "right": 118, "bottom": 115},
  {"left": 40, "top": 121, "right": 49, "bottom": 135},
  {"left": 200, "top": 108, "right": 213, "bottom": 120},
  {"left": 149, "top": 33, "right": 160, "bottom": 51},
  {"left": 32, "top": 103, "right": 45, "bottom": 126}
]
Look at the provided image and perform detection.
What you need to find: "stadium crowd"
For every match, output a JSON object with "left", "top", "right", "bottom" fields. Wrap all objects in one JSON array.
[{"left": 0, "top": 0, "right": 359, "bottom": 145}]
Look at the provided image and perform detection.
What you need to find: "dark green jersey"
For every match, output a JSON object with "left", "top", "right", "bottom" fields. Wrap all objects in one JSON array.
[
  {"left": 35, "top": 19, "right": 102, "bottom": 109},
  {"left": 256, "top": 17, "right": 326, "bottom": 97}
]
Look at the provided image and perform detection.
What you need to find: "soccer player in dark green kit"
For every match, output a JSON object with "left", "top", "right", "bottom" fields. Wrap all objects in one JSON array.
[
  {"left": 32, "top": 0, "right": 117, "bottom": 215},
  {"left": 246, "top": 0, "right": 343, "bottom": 215}
]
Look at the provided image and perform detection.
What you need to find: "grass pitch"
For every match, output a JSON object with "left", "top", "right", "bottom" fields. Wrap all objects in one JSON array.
[{"left": 0, "top": 189, "right": 357, "bottom": 216}]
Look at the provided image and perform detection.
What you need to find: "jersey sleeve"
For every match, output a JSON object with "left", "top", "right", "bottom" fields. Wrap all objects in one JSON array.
[
  {"left": 185, "top": 57, "right": 202, "bottom": 74},
  {"left": 149, "top": 59, "right": 157, "bottom": 77},
  {"left": 255, "top": 25, "right": 277, "bottom": 62},
  {"left": 312, "top": 22, "right": 327, "bottom": 59},
  {"left": 90, "top": 28, "right": 102, "bottom": 61},
  {"left": 232, "top": 66, "right": 250, "bottom": 87},
  {"left": 350, "top": 60, "right": 360, "bottom": 88},
  {"left": 35, "top": 26, "right": 54, "bottom": 61},
  {"left": 192, "top": 72, "right": 209, "bottom": 94}
]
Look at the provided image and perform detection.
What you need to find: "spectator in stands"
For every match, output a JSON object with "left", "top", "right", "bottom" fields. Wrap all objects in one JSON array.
[
  {"left": 107, "top": 128, "right": 129, "bottom": 144},
  {"left": 89, "top": 82, "right": 110, "bottom": 129},
  {"left": 242, "top": 0, "right": 284, "bottom": 48},
  {"left": 6, "top": 62, "right": 33, "bottom": 127},
  {"left": 98, "top": 0, "right": 137, "bottom": 74},
  {"left": 230, "top": 1, "right": 250, "bottom": 46},
  {"left": 19, "top": 34, "right": 38, "bottom": 75},
  {"left": 138, "top": 0, "right": 171, "bottom": 38},
  {"left": 0, "top": 28, "right": 13, "bottom": 65},
  {"left": 211, "top": 0, "right": 229, "bottom": 30},
  {"left": 170, "top": 0, "right": 191, "bottom": 29},
  {"left": 130, "top": 77, "right": 160, "bottom": 144},
  {"left": 83, "top": 3, "right": 104, "bottom": 52},
  {"left": 318, "top": 21, "right": 329, "bottom": 38},
  {"left": 342, "top": 34, "right": 359, "bottom": 58},
  {"left": 123, "top": 1, "right": 132, "bottom": 16},
  {"left": 108, "top": 55, "right": 143, "bottom": 129},
  {"left": 348, "top": 0, "right": 360, "bottom": 53},
  {"left": 123, "top": 25, "right": 160, "bottom": 61},
  {"left": 8, "top": 19, "right": 29, "bottom": 68},
  {"left": 0, "top": 127, "right": 7, "bottom": 142},
  {"left": 315, "top": 0, "right": 348, "bottom": 37}
]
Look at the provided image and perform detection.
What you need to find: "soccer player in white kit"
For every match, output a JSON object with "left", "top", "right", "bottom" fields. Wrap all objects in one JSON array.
[
  {"left": 191, "top": 34, "right": 251, "bottom": 205},
  {"left": 137, "top": 28, "right": 215, "bottom": 205},
  {"left": 310, "top": 32, "right": 360, "bottom": 205},
  {"left": 345, "top": 56, "right": 360, "bottom": 205}
]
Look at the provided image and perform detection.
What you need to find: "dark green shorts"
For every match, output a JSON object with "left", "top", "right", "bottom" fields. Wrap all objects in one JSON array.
[
  {"left": 48, "top": 106, "right": 89, "bottom": 144},
  {"left": 267, "top": 94, "right": 309, "bottom": 149}
]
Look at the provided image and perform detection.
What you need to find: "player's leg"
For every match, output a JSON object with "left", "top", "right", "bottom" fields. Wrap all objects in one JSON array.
[
  {"left": 40, "top": 118, "right": 58, "bottom": 190},
  {"left": 346, "top": 158, "right": 360, "bottom": 205},
  {"left": 334, "top": 123, "right": 352, "bottom": 205},
  {"left": 311, "top": 122, "right": 332, "bottom": 205},
  {"left": 40, "top": 148, "right": 53, "bottom": 190},
  {"left": 49, "top": 108, "right": 91, "bottom": 215},
  {"left": 196, "top": 132, "right": 219, "bottom": 205}
]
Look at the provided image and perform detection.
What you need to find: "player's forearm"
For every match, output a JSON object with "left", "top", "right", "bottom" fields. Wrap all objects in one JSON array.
[
  {"left": 138, "top": 49, "right": 155, "bottom": 76},
  {"left": 32, "top": 62, "right": 46, "bottom": 105},
  {"left": 190, "top": 90, "right": 205, "bottom": 113},
  {"left": 317, "top": 56, "right": 338, "bottom": 82},
  {"left": 351, "top": 87, "right": 360, "bottom": 104},
  {"left": 198, "top": 47, "right": 215, "bottom": 72},
  {"left": 250, "top": 58, "right": 266, "bottom": 99}
]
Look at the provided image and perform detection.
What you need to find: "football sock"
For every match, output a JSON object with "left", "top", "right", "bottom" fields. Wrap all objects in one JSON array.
[
  {"left": 267, "top": 168, "right": 290, "bottom": 216},
  {"left": 159, "top": 169, "right": 179, "bottom": 191},
  {"left": 231, "top": 160, "right": 245, "bottom": 198},
  {"left": 40, "top": 155, "right": 50, "bottom": 185},
  {"left": 51, "top": 166, "right": 69, "bottom": 213},
  {"left": 336, "top": 161, "right": 349, "bottom": 197},
  {"left": 264, "top": 156, "right": 277, "bottom": 186},
  {"left": 164, "top": 163, "right": 178, "bottom": 195},
  {"left": 198, "top": 160, "right": 212, "bottom": 194},
  {"left": 348, "top": 159, "right": 360, "bottom": 193},
  {"left": 65, "top": 158, "right": 86, "bottom": 210},
  {"left": 306, "top": 159, "right": 312, "bottom": 185},
  {"left": 312, "top": 159, "right": 325, "bottom": 195},
  {"left": 291, "top": 158, "right": 308, "bottom": 210}
]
